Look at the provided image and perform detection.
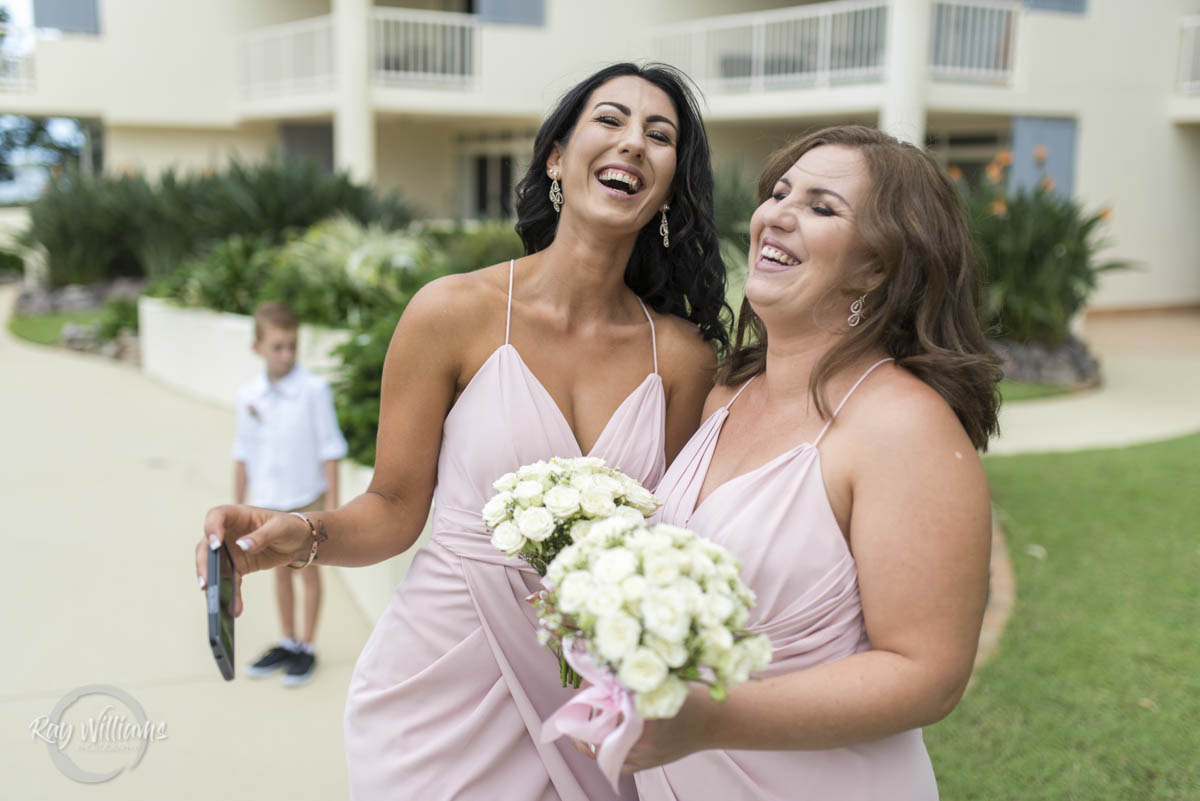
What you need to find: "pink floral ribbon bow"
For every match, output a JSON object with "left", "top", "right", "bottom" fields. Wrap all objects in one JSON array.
[{"left": 539, "top": 640, "right": 644, "bottom": 791}]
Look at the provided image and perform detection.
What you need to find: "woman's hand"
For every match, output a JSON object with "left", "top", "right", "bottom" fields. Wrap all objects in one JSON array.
[
  {"left": 193, "top": 504, "right": 312, "bottom": 616},
  {"left": 571, "top": 686, "right": 713, "bottom": 774}
]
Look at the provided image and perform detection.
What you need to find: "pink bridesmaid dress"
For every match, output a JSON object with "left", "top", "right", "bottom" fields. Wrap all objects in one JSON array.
[
  {"left": 344, "top": 260, "right": 665, "bottom": 801},
  {"left": 635, "top": 359, "right": 940, "bottom": 801}
]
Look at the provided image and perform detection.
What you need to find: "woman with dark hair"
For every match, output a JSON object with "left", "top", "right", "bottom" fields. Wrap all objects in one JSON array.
[
  {"left": 611, "top": 126, "right": 1002, "bottom": 800},
  {"left": 195, "top": 62, "right": 727, "bottom": 801}
]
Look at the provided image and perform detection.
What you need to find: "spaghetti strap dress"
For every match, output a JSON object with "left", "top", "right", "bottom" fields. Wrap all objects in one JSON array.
[
  {"left": 344, "top": 260, "right": 665, "bottom": 801},
  {"left": 635, "top": 359, "right": 940, "bottom": 801}
]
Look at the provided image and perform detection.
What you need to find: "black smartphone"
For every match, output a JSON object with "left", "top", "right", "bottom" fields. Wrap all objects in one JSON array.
[{"left": 207, "top": 543, "right": 236, "bottom": 680}]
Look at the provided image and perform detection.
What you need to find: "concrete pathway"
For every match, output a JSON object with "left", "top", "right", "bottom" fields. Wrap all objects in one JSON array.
[{"left": 0, "top": 286, "right": 371, "bottom": 800}]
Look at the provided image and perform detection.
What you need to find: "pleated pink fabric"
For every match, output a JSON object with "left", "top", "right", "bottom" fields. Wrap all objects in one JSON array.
[
  {"left": 635, "top": 360, "right": 939, "bottom": 801},
  {"left": 344, "top": 261, "right": 665, "bottom": 801}
]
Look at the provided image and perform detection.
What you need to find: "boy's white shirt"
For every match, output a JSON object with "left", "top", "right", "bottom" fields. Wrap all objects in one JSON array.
[{"left": 233, "top": 364, "right": 349, "bottom": 511}]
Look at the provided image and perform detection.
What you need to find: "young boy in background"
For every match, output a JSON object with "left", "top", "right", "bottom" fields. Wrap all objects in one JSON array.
[{"left": 234, "top": 301, "right": 348, "bottom": 686}]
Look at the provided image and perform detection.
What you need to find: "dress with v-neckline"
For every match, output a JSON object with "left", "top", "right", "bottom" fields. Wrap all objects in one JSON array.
[
  {"left": 637, "top": 358, "right": 938, "bottom": 801},
  {"left": 345, "top": 259, "right": 665, "bottom": 801}
]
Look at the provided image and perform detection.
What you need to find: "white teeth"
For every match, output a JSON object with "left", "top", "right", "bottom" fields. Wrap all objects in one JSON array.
[
  {"left": 598, "top": 170, "right": 640, "bottom": 192},
  {"left": 760, "top": 245, "right": 800, "bottom": 266}
]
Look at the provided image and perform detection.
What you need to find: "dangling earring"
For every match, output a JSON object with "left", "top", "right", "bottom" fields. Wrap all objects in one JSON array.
[
  {"left": 848, "top": 294, "right": 867, "bottom": 327},
  {"left": 659, "top": 204, "right": 670, "bottom": 248},
  {"left": 548, "top": 169, "right": 563, "bottom": 214}
]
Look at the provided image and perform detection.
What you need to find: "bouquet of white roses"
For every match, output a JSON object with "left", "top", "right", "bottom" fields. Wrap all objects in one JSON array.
[
  {"left": 535, "top": 518, "right": 772, "bottom": 789},
  {"left": 482, "top": 456, "right": 660, "bottom": 577},
  {"left": 482, "top": 456, "right": 661, "bottom": 686}
]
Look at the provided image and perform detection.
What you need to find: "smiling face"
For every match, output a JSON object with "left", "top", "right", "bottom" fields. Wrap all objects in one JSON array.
[
  {"left": 547, "top": 75, "right": 679, "bottom": 238},
  {"left": 745, "top": 144, "right": 875, "bottom": 335}
]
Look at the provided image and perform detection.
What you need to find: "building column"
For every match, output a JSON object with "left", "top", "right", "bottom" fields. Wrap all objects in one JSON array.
[
  {"left": 880, "top": 0, "right": 932, "bottom": 145},
  {"left": 333, "top": 0, "right": 375, "bottom": 184}
]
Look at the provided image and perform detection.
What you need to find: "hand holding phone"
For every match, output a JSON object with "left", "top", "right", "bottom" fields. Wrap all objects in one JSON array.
[{"left": 207, "top": 543, "right": 236, "bottom": 680}]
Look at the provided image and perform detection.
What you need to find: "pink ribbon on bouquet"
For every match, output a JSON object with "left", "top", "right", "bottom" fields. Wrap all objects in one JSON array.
[{"left": 539, "top": 640, "right": 643, "bottom": 791}]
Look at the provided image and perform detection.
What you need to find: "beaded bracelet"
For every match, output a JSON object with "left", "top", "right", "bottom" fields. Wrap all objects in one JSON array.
[{"left": 287, "top": 512, "right": 319, "bottom": 569}]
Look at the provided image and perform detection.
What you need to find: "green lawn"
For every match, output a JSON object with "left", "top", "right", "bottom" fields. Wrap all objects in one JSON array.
[
  {"left": 926, "top": 433, "right": 1200, "bottom": 799},
  {"left": 999, "top": 379, "right": 1075, "bottom": 403},
  {"left": 7, "top": 309, "right": 104, "bottom": 346}
]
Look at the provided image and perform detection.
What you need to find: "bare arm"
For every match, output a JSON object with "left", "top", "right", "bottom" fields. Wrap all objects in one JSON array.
[
  {"left": 233, "top": 461, "right": 247, "bottom": 505},
  {"left": 624, "top": 388, "right": 992, "bottom": 765},
  {"left": 323, "top": 459, "right": 338, "bottom": 510}
]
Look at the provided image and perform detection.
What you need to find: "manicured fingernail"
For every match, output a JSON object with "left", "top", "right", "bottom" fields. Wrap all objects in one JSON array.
[
  {"left": 208, "top": 535, "right": 220, "bottom": 550},
  {"left": 198, "top": 575, "right": 206, "bottom": 589},
  {"left": 236, "top": 538, "right": 251, "bottom": 551}
]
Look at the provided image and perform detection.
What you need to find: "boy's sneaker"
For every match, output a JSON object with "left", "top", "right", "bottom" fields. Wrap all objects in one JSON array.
[
  {"left": 246, "top": 645, "right": 298, "bottom": 678},
  {"left": 282, "top": 651, "right": 317, "bottom": 687}
]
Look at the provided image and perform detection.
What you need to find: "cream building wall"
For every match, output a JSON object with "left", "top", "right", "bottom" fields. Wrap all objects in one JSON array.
[{"left": 104, "top": 125, "right": 281, "bottom": 176}]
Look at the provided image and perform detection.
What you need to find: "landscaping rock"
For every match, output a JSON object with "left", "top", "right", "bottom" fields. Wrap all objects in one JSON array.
[
  {"left": 15, "top": 288, "right": 53, "bottom": 315},
  {"left": 60, "top": 321, "right": 101, "bottom": 352},
  {"left": 990, "top": 335, "right": 1101, "bottom": 388},
  {"left": 102, "top": 278, "right": 148, "bottom": 303},
  {"left": 56, "top": 284, "right": 101, "bottom": 312}
]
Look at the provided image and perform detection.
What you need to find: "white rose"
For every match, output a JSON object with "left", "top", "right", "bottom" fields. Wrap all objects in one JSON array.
[
  {"left": 687, "top": 551, "right": 717, "bottom": 580},
  {"left": 623, "top": 483, "right": 659, "bottom": 514},
  {"left": 644, "top": 554, "right": 680, "bottom": 586},
  {"left": 700, "top": 626, "right": 735, "bottom": 661},
  {"left": 621, "top": 574, "right": 649, "bottom": 603},
  {"left": 516, "top": 506, "right": 556, "bottom": 542},
  {"left": 652, "top": 523, "right": 694, "bottom": 544},
  {"left": 613, "top": 505, "right": 646, "bottom": 524},
  {"left": 580, "top": 488, "right": 616, "bottom": 518},
  {"left": 592, "top": 474, "right": 624, "bottom": 496},
  {"left": 585, "top": 518, "right": 625, "bottom": 545},
  {"left": 698, "top": 592, "right": 735, "bottom": 627},
  {"left": 569, "top": 519, "right": 594, "bottom": 542},
  {"left": 730, "top": 605, "right": 752, "bottom": 629},
  {"left": 513, "top": 480, "right": 544, "bottom": 507},
  {"left": 556, "top": 543, "right": 583, "bottom": 568},
  {"left": 741, "top": 634, "right": 773, "bottom": 670},
  {"left": 586, "top": 583, "right": 626, "bottom": 618},
  {"left": 492, "top": 472, "right": 518, "bottom": 492},
  {"left": 595, "top": 611, "right": 642, "bottom": 662},
  {"left": 545, "top": 556, "right": 568, "bottom": 588},
  {"left": 568, "top": 472, "right": 597, "bottom": 492},
  {"left": 572, "top": 457, "right": 606, "bottom": 470},
  {"left": 481, "top": 493, "right": 512, "bottom": 528},
  {"left": 618, "top": 647, "right": 669, "bottom": 693},
  {"left": 517, "top": 460, "right": 553, "bottom": 481},
  {"left": 673, "top": 576, "right": 704, "bottom": 612},
  {"left": 593, "top": 547, "right": 638, "bottom": 585},
  {"left": 557, "top": 571, "right": 596, "bottom": 614},
  {"left": 634, "top": 675, "right": 689, "bottom": 719},
  {"left": 644, "top": 633, "right": 689, "bottom": 668},
  {"left": 489, "top": 521, "right": 525, "bottom": 555},
  {"left": 542, "top": 485, "right": 582, "bottom": 519},
  {"left": 717, "top": 640, "right": 758, "bottom": 686},
  {"left": 642, "top": 590, "right": 691, "bottom": 643}
]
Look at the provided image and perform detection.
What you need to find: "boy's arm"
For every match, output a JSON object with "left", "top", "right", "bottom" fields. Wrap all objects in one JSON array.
[
  {"left": 323, "top": 459, "right": 338, "bottom": 510},
  {"left": 234, "top": 461, "right": 248, "bottom": 505}
]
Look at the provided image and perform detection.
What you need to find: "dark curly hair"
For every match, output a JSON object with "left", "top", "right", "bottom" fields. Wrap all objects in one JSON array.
[
  {"left": 717, "top": 126, "right": 1002, "bottom": 450},
  {"left": 514, "top": 62, "right": 731, "bottom": 352}
]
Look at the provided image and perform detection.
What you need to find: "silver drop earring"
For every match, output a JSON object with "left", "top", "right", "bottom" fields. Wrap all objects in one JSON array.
[
  {"left": 659, "top": 204, "right": 670, "bottom": 248},
  {"left": 549, "top": 170, "right": 563, "bottom": 214},
  {"left": 848, "top": 294, "right": 867, "bottom": 327}
]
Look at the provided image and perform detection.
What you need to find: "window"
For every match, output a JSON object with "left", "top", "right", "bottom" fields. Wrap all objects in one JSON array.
[
  {"left": 458, "top": 130, "right": 534, "bottom": 220},
  {"left": 1024, "top": 0, "right": 1085, "bottom": 14},
  {"left": 33, "top": 0, "right": 100, "bottom": 34},
  {"left": 476, "top": 0, "right": 544, "bottom": 26},
  {"left": 925, "top": 131, "right": 1010, "bottom": 190}
]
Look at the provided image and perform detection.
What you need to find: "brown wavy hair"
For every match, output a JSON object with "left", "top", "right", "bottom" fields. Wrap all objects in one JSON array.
[{"left": 715, "top": 125, "right": 1002, "bottom": 450}]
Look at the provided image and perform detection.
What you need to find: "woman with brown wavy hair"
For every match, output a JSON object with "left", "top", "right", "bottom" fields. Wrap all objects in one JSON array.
[{"left": 615, "top": 125, "right": 1002, "bottom": 799}]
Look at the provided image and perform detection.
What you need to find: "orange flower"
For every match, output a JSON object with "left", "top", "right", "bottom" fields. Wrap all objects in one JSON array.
[
  {"left": 1099, "top": 207, "right": 1112, "bottom": 222},
  {"left": 1033, "top": 144, "right": 1048, "bottom": 165},
  {"left": 202, "top": 165, "right": 216, "bottom": 178},
  {"left": 989, "top": 198, "right": 1007, "bottom": 216},
  {"left": 995, "top": 150, "right": 1013, "bottom": 167},
  {"left": 985, "top": 163, "right": 1003, "bottom": 183},
  {"left": 947, "top": 165, "right": 964, "bottom": 182},
  {"left": 1040, "top": 176, "right": 1056, "bottom": 193}
]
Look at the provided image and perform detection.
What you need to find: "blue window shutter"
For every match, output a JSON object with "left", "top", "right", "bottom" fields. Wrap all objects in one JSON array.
[
  {"left": 1010, "top": 116, "right": 1077, "bottom": 197},
  {"left": 1024, "top": 0, "right": 1086, "bottom": 13},
  {"left": 476, "top": 0, "right": 544, "bottom": 26},
  {"left": 33, "top": 0, "right": 100, "bottom": 34}
]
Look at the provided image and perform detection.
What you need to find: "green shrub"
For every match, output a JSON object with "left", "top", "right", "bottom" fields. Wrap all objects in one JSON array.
[
  {"left": 96, "top": 295, "right": 140, "bottom": 341},
  {"left": 330, "top": 314, "right": 399, "bottom": 467},
  {"left": 954, "top": 151, "right": 1130, "bottom": 345},
  {"left": 0, "top": 248, "right": 21, "bottom": 276},
  {"left": 23, "top": 156, "right": 413, "bottom": 287},
  {"left": 147, "top": 233, "right": 277, "bottom": 315}
]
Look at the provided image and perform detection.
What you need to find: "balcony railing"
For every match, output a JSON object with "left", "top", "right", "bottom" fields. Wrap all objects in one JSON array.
[
  {"left": 240, "top": 15, "right": 335, "bottom": 99},
  {"left": 371, "top": 8, "right": 477, "bottom": 86},
  {"left": 654, "top": 0, "right": 888, "bottom": 92},
  {"left": 0, "top": 25, "right": 36, "bottom": 91},
  {"left": 930, "top": 0, "right": 1019, "bottom": 84},
  {"left": 1181, "top": 16, "right": 1200, "bottom": 95}
]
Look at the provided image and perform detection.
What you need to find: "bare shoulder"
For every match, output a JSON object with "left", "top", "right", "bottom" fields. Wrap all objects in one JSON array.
[
  {"left": 649, "top": 311, "right": 718, "bottom": 377},
  {"left": 701, "top": 381, "right": 741, "bottom": 420},
  {"left": 838, "top": 362, "right": 984, "bottom": 474},
  {"left": 394, "top": 263, "right": 510, "bottom": 345}
]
